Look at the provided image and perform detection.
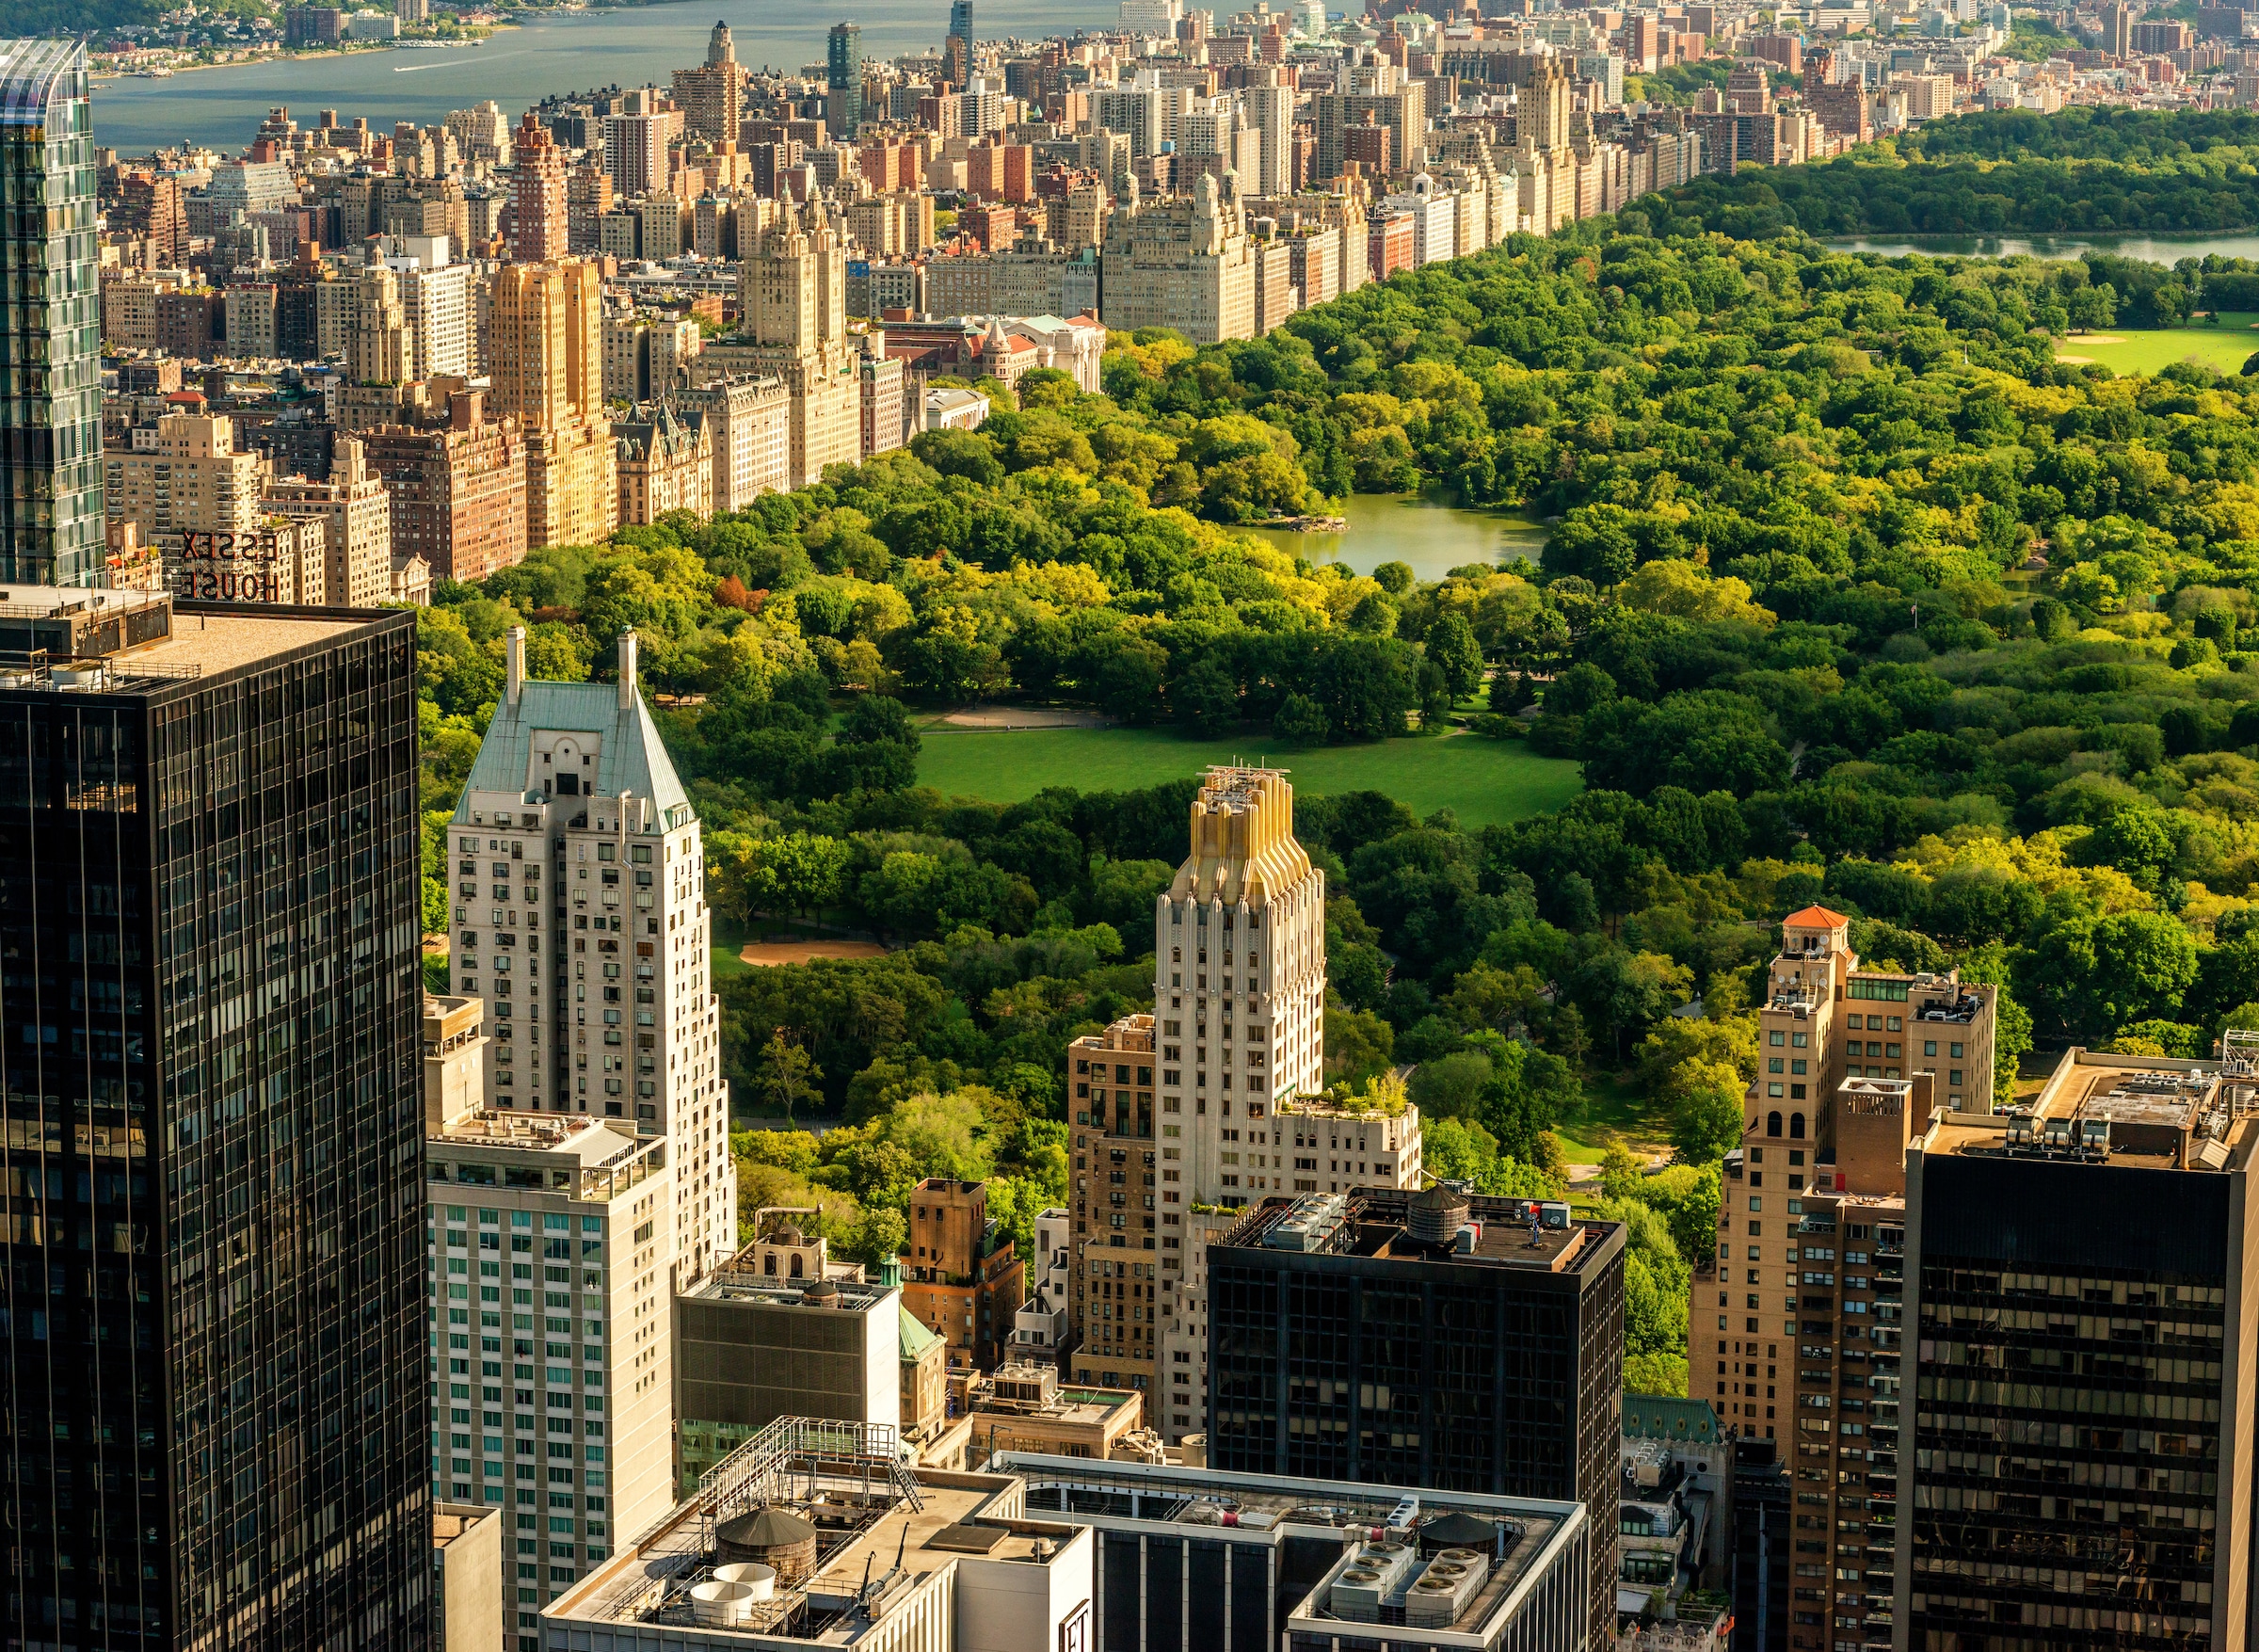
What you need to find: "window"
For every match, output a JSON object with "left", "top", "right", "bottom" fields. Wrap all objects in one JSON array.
[{"left": 1767, "top": 1112, "right": 1782, "bottom": 1137}]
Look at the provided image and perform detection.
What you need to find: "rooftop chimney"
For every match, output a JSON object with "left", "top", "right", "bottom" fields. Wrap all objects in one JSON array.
[
  {"left": 505, "top": 624, "right": 525, "bottom": 707},
  {"left": 618, "top": 629, "right": 638, "bottom": 711}
]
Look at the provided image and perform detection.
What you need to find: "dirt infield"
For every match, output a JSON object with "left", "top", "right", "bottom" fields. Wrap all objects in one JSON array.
[
  {"left": 938, "top": 704, "right": 1113, "bottom": 730},
  {"left": 738, "top": 940, "right": 889, "bottom": 966}
]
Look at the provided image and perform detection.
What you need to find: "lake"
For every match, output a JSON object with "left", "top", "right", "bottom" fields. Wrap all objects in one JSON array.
[
  {"left": 89, "top": 0, "right": 1121, "bottom": 153},
  {"left": 1823, "top": 233, "right": 2259, "bottom": 265},
  {"left": 1241, "top": 489, "right": 1548, "bottom": 585}
]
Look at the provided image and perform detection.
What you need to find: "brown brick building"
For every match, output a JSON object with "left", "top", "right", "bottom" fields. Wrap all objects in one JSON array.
[
  {"left": 361, "top": 390, "right": 528, "bottom": 584},
  {"left": 900, "top": 1179, "right": 1024, "bottom": 1373}
]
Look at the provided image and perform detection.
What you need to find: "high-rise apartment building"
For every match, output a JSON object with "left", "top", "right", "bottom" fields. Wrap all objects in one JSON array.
[
  {"left": 600, "top": 90, "right": 676, "bottom": 200},
  {"left": 0, "top": 40, "right": 103, "bottom": 585},
  {"left": 1099, "top": 171, "right": 1258, "bottom": 344},
  {"left": 826, "top": 23, "right": 865, "bottom": 138},
  {"left": 733, "top": 200, "right": 861, "bottom": 488},
  {"left": 1315, "top": 55, "right": 1424, "bottom": 183},
  {"left": 1066, "top": 768, "right": 1401, "bottom": 1421},
  {"left": 900, "top": 1178, "right": 1025, "bottom": 1372},
  {"left": 1243, "top": 70, "right": 1295, "bottom": 196},
  {"left": 363, "top": 388, "right": 530, "bottom": 584},
  {"left": 949, "top": 0, "right": 974, "bottom": 84},
  {"left": 264, "top": 435, "right": 398, "bottom": 609},
  {"left": 103, "top": 410, "right": 268, "bottom": 541},
  {"left": 488, "top": 260, "right": 617, "bottom": 551},
  {"left": 1690, "top": 906, "right": 1995, "bottom": 1447},
  {"left": 510, "top": 111, "right": 569, "bottom": 262},
  {"left": 1206, "top": 1188, "right": 1626, "bottom": 1652},
  {"left": 423, "top": 993, "right": 681, "bottom": 1645},
  {"left": 0, "top": 589, "right": 427, "bottom": 1649},
  {"left": 448, "top": 628, "right": 735, "bottom": 1282},
  {"left": 664, "top": 374, "right": 791, "bottom": 510},
  {"left": 672, "top": 20, "right": 744, "bottom": 143},
  {"left": 1896, "top": 1046, "right": 2259, "bottom": 1652}
]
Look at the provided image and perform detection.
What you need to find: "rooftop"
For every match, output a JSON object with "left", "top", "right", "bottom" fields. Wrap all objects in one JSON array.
[
  {"left": 1218, "top": 1189, "right": 1617, "bottom": 1276},
  {"left": 0, "top": 587, "right": 385, "bottom": 691},
  {"left": 1921, "top": 1049, "right": 2259, "bottom": 1175},
  {"left": 994, "top": 1453, "right": 1583, "bottom": 1644},
  {"left": 547, "top": 1419, "right": 1080, "bottom": 1644}
]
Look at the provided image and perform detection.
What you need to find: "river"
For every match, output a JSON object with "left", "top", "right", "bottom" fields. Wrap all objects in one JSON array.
[
  {"left": 88, "top": 0, "right": 1120, "bottom": 153},
  {"left": 1823, "top": 232, "right": 2259, "bottom": 265},
  {"left": 1241, "top": 489, "right": 1548, "bottom": 585}
]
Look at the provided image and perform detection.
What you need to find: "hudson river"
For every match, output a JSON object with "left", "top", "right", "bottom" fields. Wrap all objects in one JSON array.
[{"left": 90, "top": 0, "right": 1119, "bottom": 153}]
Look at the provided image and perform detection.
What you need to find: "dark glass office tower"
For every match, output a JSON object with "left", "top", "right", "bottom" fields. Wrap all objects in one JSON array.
[
  {"left": 1903, "top": 1050, "right": 2259, "bottom": 1652},
  {"left": 0, "top": 590, "right": 428, "bottom": 1649},
  {"left": 0, "top": 40, "right": 104, "bottom": 586},
  {"left": 1206, "top": 1188, "right": 1626, "bottom": 1652},
  {"left": 827, "top": 22, "right": 864, "bottom": 137}
]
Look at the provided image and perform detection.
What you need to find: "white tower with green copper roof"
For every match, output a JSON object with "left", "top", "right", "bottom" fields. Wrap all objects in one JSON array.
[{"left": 447, "top": 627, "right": 735, "bottom": 1283}]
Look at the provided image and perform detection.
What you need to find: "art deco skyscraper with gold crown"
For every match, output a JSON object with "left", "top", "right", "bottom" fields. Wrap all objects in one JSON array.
[{"left": 1063, "top": 766, "right": 1422, "bottom": 1430}]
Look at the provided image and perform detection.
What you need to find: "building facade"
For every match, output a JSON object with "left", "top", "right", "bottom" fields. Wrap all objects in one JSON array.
[
  {"left": 1207, "top": 1188, "right": 1626, "bottom": 1652},
  {"left": 0, "top": 590, "right": 428, "bottom": 1649},
  {"left": 902, "top": 1178, "right": 1026, "bottom": 1372},
  {"left": 448, "top": 629, "right": 735, "bottom": 1281},
  {"left": 423, "top": 993, "right": 681, "bottom": 1644},
  {"left": 362, "top": 392, "right": 530, "bottom": 584},
  {"left": 0, "top": 40, "right": 103, "bottom": 585},
  {"left": 1898, "top": 1047, "right": 2259, "bottom": 1652},
  {"left": 488, "top": 260, "right": 617, "bottom": 552}
]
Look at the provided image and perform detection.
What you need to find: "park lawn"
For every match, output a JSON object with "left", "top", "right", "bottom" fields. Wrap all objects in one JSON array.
[
  {"left": 710, "top": 915, "right": 754, "bottom": 983},
  {"left": 916, "top": 725, "right": 1582, "bottom": 828},
  {"left": 1552, "top": 1068, "right": 1674, "bottom": 1166},
  {"left": 2055, "top": 312, "right": 2259, "bottom": 377}
]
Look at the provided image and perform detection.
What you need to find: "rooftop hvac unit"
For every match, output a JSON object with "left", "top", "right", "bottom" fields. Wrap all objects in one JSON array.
[
  {"left": 1538, "top": 1201, "right": 1571, "bottom": 1230},
  {"left": 1329, "top": 1542, "right": 1418, "bottom": 1620},
  {"left": 1404, "top": 1548, "right": 1491, "bottom": 1628}
]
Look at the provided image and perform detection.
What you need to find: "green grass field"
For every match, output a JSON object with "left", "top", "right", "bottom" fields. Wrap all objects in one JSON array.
[
  {"left": 916, "top": 726, "right": 1583, "bottom": 828},
  {"left": 1552, "top": 1069, "right": 1673, "bottom": 1165},
  {"left": 2056, "top": 313, "right": 2259, "bottom": 377}
]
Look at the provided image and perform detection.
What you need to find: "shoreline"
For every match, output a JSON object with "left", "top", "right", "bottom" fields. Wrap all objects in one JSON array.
[{"left": 89, "top": 27, "right": 510, "bottom": 86}]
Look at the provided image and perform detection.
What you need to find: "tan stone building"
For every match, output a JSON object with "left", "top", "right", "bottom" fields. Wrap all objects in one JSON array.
[
  {"left": 104, "top": 411, "right": 267, "bottom": 541},
  {"left": 614, "top": 406, "right": 713, "bottom": 526},
  {"left": 488, "top": 259, "right": 617, "bottom": 551},
  {"left": 263, "top": 437, "right": 396, "bottom": 609},
  {"left": 732, "top": 199, "right": 869, "bottom": 488},
  {"left": 1098, "top": 171, "right": 1258, "bottom": 344},
  {"left": 665, "top": 373, "right": 790, "bottom": 511}
]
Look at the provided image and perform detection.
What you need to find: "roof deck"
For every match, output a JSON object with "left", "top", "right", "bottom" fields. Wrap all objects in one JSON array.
[{"left": 1921, "top": 1049, "right": 2259, "bottom": 1175}]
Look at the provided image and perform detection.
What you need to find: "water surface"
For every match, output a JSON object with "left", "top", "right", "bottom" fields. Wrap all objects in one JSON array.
[
  {"left": 1823, "top": 233, "right": 2259, "bottom": 265},
  {"left": 1241, "top": 489, "right": 1547, "bottom": 585},
  {"left": 91, "top": 0, "right": 1119, "bottom": 152}
]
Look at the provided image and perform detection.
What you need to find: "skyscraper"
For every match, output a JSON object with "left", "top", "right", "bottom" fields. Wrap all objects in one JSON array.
[
  {"left": 1899, "top": 1047, "right": 2259, "bottom": 1652},
  {"left": 448, "top": 628, "right": 736, "bottom": 1281},
  {"left": 671, "top": 20, "right": 744, "bottom": 144},
  {"left": 510, "top": 111, "right": 569, "bottom": 262},
  {"left": 827, "top": 21, "right": 864, "bottom": 139},
  {"left": 0, "top": 40, "right": 103, "bottom": 586},
  {"left": 734, "top": 201, "right": 862, "bottom": 489},
  {"left": 0, "top": 588, "right": 428, "bottom": 1649},
  {"left": 487, "top": 260, "right": 616, "bottom": 551},
  {"left": 947, "top": 0, "right": 973, "bottom": 87},
  {"left": 1065, "top": 768, "right": 1421, "bottom": 1422},
  {"left": 1206, "top": 1188, "right": 1626, "bottom": 1652}
]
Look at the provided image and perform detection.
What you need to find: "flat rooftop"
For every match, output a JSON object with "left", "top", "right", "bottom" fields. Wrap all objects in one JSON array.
[
  {"left": 0, "top": 586, "right": 387, "bottom": 690},
  {"left": 1923, "top": 1049, "right": 2258, "bottom": 1173},
  {"left": 137, "top": 603, "right": 372, "bottom": 678},
  {"left": 1220, "top": 1191, "right": 1615, "bottom": 1275},
  {"left": 548, "top": 1471, "right": 1062, "bottom": 1644},
  {"left": 996, "top": 1453, "right": 1581, "bottom": 1643}
]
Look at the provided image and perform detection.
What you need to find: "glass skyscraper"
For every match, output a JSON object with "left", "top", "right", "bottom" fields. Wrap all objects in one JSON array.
[
  {"left": 827, "top": 21, "right": 863, "bottom": 138},
  {"left": 0, "top": 591, "right": 430, "bottom": 1648},
  {"left": 0, "top": 40, "right": 103, "bottom": 586}
]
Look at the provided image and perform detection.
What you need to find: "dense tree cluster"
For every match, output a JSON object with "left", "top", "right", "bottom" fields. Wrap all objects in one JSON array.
[
  {"left": 1642, "top": 109, "right": 2259, "bottom": 238},
  {"left": 409, "top": 112, "right": 2259, "bottom": 1395}
]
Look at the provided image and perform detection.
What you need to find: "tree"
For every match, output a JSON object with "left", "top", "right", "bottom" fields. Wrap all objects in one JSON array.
[
  {"left": 1425, "top": 609, "right": 1484, "bottom": 702},
  {"left": 1670, "top": 1075, "right": 1746, "bottom": 1163},
  {"left": 1274, "top": 691, "right": 1330, "bottom": 746},
  {"left": 756, "top": 1033, "right": 822, "bottom": 1121},
  {"left": 1173, "top": 654, "right": 1242, "bottom": 734}
]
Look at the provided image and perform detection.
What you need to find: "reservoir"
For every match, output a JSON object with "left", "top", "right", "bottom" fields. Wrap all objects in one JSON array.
[
  {"left": 89, "top": 0, "right": 1119, "bottom": 153},
  {"left": 1823, "top": 233, "right": 2259, "bottom": 265},
  {"left": 1242, "top": 489, "right": 1548, "bottom": 584}
]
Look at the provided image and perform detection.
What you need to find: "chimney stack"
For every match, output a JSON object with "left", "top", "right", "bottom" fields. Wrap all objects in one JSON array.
[
  {"left": 617, "top": 629, "right": 638, "bottom": 711},
  {"left": 505, "top": 624, "right": 525, "bottom": 706}
]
